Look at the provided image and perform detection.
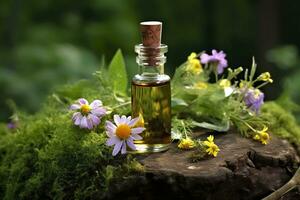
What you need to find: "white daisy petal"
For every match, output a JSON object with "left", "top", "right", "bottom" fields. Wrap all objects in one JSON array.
[
  {"left": 70, "top": 104, "right": 81, "bottom": 110},
  {"left": 74, "top": 114, "right": 82, "bottom": 125},
  {"left": 128, "top": 117, "right": 139, "bottom": 127},
  {"left": 105, "top": 121, "right": 116, "bottom": 136},
  {"left": 126, "top": 138, "right": 136, "bottom": 150},
  {"left": 91, "top": 107, "right": 106, "bottom": 116},
  {"left": 106, "top": 131, "right": 114, "bottom": 138},
  {"left": 121, "top": 142, "right": 127, "bottom": 154},
  {"left": 131, "top": 127, "right": 146, "bottom": 134},
  {"left": 89, "top": 114, "right": 100, "bottom": 126},
  {"left": 72, "top": 112, "right": 81, "bottom": 120},
  {"left": 114, "top": 115, "right": 121, "bottom": 126},
  {"left": 125, "top": 116, "right": 131, "bottom": 124},
  {"left": 121, "top": 115, "right": 127, "bottom": 124},
  {"left": 131, "top": 134, "right": 142, "bottom": 140},
  {"left": 80, "top": 116, "right": 88, "bottom": 129},
  {"left": 78, "top": 98, "right": 88, "bottom": 105},
  {"left": 86, "top": 118, "right": 93, "bottom": 129},
  {"left": 90, "top": 100, "right": 102, "bottom": 109},
  {"left": 112, "top": 140, "right": 123, "bottom": 156},
  {"left": 106, "top": 136, "right": 119, "bottom": 146}
]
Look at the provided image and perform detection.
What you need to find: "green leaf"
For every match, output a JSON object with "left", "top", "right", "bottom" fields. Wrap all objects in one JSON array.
[
  {"left": 108, "top": 49, "right": 128, "bottom": 96},
  {"left": 171, "top": 98, "right": 188, "bottom": 107},
  {"left": 192, "top": 120, "right": 230, "bottom": 132}
]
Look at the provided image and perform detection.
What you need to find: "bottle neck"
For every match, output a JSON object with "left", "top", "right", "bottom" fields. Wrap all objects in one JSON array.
[{"left": 135, "top": 44, "right": 168, "bottom": 78}]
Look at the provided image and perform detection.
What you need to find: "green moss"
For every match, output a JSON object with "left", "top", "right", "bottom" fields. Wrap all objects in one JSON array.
[
  {"left": 261, "top": 102, "right": 300, "bottom": 144},
  {"left": 0, "top": 68, "right": 137, "bottom": 199}
]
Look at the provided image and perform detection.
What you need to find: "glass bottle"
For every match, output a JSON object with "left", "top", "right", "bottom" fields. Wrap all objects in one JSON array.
[{"left": 131, "top": 21, "right": 171, "bottom": 153}]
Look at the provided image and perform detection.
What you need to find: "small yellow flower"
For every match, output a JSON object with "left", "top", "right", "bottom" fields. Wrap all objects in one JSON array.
[
  {"left": 186, "top": 52, "right": 203, "bottom": 75},
  {"left": 253, "top": 134, "right": 260, "bottom": 141},
  {"left": 207, "top": 135, "right": 214, "bottom": 142},
  {"left": 203, "top": 135, "right": 220, "bottom": 157},
  {"left": 239, "top": 81, "right": 245, "bottom": 88},
  {"left": 253, "top": 126, "right": 270, "bottom": 145},
  {"left": 253, "top": 89, "right": 262, "bottom": 99},
  {"left": 258, "top": 72, "right": 273, "bottom": 83},
  {"left": 219, "top": 79, "right": 231, "bottom": 88},
  {"left": 193, "top": 81, "right": 208, "bottom": 90},
  {"left": 178, "top": 137, "right": 195, "bottom": 150},
  {"left": 205, "top": 143, "right": 220, "bottom": 157},
  {"left": 188, "top": 52, "right": 198, "bottom": 61}
]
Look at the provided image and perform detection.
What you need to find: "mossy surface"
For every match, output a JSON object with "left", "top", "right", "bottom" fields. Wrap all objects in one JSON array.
[
  {"left": 0, "top": 71, "right": 140, "bottom": 199},
  {"left": 261, "top": 102, "right": 300, "bottom": 145}
]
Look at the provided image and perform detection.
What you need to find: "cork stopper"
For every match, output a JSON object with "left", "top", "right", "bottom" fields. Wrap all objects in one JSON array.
[{"left": 140, "top": 21, "right": 162, "bottom": 47}]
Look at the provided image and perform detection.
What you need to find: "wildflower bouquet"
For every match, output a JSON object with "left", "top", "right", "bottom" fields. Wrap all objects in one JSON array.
[{"left": 172, "top": 50, "right": 275, "bottom": 154}]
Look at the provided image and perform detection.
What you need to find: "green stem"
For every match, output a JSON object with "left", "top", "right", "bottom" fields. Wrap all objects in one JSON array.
[
  {"left": 215, "top": 71, "right": 219, "bottom": 82},
  {"left": 181, "top": 120, "right": 188, "bottom": 138},
  {"left": 111, "top": 101, "right": 131, "bottom": 110},
  {"left": 230, "top": 114, "right": 257, "bottom": 132},
  {"left": 256, "top": 81, "right": 269, "bottom": 89}
]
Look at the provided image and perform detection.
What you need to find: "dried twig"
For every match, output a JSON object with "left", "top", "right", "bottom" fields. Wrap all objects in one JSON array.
[{"left": 263, "top": 167, "right": 300, "bottom": 200}]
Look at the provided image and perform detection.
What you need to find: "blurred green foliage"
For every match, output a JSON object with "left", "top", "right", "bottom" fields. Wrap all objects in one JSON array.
[
  {"left": 266, "top": 45, "right": 300, "bottom": 121},
  {"left": 0, "top": 0, "right": 300, "bottom": 122},
  {"left": 0, "top": 0, "right": 139, "bottom": 120}
]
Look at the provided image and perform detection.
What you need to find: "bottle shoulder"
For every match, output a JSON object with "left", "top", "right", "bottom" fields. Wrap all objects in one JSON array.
[{"left": 132, "top": 74, "right": 170, "bottom": 86}]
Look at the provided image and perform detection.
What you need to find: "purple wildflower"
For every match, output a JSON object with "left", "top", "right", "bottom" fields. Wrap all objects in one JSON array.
[
  {"left": 70, "top": 98, "right": 106, "bottom": 129},
  {"left": 7, "top": 122, "right": 17, "bottom": 129},
  {"left": 105, "top": 115, "right": 145, "bottom": 156},
  {"left": 200, "top": 49, "right": 228, "bottom": 74},
  {"left": 243, "top": 88, "right": 264, "bottom": 114}
]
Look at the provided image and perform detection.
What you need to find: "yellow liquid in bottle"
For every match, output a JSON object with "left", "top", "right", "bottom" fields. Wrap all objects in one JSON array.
[{"left": 131, "top": 78, "right": 171, "bottom": 153}]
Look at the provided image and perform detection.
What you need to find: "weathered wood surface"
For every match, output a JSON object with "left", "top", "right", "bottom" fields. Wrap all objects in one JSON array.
[{"left": 108, "top": 132, "right": 300, "bottom": 200}]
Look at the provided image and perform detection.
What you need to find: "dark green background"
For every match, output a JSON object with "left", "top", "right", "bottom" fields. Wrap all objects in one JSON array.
[{"left": 0, "top": 0, "right": 299, "bottom": 121}]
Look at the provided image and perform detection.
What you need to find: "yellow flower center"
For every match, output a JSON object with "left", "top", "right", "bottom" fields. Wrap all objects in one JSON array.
[
  {"left": 81, "top": 104, "right": 91, "bottom": 114},
  {"left": 116, "top": 124, "right": 131, "bottom": 139},
  {"left": 210, "top": 144, "right": 218, "bottom": 152},
  {"left": 261, "top": 132, "right": 269, "bottom": 141}
]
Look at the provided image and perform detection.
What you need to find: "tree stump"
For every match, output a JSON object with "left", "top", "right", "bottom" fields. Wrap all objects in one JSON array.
[{"left": 107, "top": 132, "right": 300, "bottom": 200}]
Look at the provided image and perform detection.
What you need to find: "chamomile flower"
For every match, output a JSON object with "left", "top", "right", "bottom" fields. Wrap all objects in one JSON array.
[
  {"left": 70, "top": 98, "right": 106, "bottom": 129},
  {"left": 106, "top": 115, "right": 145, "bottom": 156}
]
